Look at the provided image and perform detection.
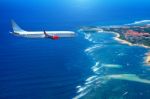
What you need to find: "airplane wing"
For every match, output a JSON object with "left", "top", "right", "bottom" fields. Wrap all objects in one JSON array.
[{"left": 44, "top": 30, "right": 59, "bottom": 40}]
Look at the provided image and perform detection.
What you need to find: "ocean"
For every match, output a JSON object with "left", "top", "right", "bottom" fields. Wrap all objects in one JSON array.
[
  {"left": 74, "top": 30, "right": 150, "bottom": 99},
  {"left": 0, "top": 0, "right": 150, "bottom": 99}
]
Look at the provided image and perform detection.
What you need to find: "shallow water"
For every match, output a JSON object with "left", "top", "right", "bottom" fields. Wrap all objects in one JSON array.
[{"left": 74, "top": 31, "right": 150, "bottom": 99}]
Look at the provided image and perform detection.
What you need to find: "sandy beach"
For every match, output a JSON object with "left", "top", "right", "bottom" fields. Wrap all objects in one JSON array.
[
  {"left": 113, "top": 32, "right": 150, "bottom": 48},
  {"left": 98, "top": 31, "right": 150, "bottom": 65},
  {"left": 112, "top": 32, "right": 150, "bottom": 66},
  {"left": 99, "top": 31, "right": 150, "bottom": 48},
  {"left": 113, "top": 33, "right": 133, "bottom": 46},
  {"left": 144, "top": 52, "right": 150, "bottom": 66}
]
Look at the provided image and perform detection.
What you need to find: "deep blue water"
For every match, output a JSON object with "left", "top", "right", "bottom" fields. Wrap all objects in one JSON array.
[{"left": 0, "top": 0, "right": 150, "bottom": 99}]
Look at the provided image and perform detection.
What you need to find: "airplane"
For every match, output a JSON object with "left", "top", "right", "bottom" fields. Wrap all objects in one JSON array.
[{"left": 11, "top": 20, "right": 76, "bottom": 40}]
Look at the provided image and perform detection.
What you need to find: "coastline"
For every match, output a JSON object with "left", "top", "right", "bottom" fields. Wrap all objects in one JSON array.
[
  {"left": 113, "top": 32, "right": 133, "bottom": 46},
  {"left": 113, "top": 32, "right": 150, "bottom": 48},
  {"left": 144, "top": 52, "right": 150, "bottom": 66},
  {"left": 112, "top": 32, "right": 150, "bottom": 66}
]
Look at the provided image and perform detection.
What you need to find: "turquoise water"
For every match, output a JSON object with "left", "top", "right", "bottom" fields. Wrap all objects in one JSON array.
[
  {"left": 1, "top": 20, "right": 150, "bottom": 99},
  {"left": 0, "top": 0, "right": 150, "bottom": 99},
  {"left": 74, "top": 27, "right": 150, "bottom": 99}
]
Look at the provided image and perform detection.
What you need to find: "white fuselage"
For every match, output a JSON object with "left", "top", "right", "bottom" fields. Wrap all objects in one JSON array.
[
  {"left": 11, "top": 20, "right": 76, "bottom": 39},
  {"left": 13, "top": 31, "right": 75, "bottom": 38}
]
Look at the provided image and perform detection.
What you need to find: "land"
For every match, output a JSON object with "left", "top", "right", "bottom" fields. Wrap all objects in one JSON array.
[
  {"left": 100, "top": 25, "right": 150, "bottom": 47},
  {"left": 145, "top": 52, "right": 150, "bottom": 65},
  {"left": 81, "top": 24, "right": 150, "bottom": 65}
]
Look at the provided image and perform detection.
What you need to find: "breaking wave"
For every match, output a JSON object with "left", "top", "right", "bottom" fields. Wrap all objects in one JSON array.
[
  {"left": 126, "top": 20, "right": 150, "bottom": 25},
  {"left": 73, "top": 28, "right": 150, "bottom": 99}
]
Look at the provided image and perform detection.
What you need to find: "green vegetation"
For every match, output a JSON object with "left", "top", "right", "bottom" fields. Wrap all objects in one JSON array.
[{"left": 101, "top": 25, "right": 150, "bottom": 47}]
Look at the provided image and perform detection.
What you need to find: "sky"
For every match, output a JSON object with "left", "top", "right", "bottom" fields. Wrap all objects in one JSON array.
[{"left": 0, "top": 0, "right": 150, "bottom": 28}]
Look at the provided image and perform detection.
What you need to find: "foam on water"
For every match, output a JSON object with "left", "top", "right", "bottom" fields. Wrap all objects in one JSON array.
[
  {"left": 126, "top": 20, "right": 150, "bottom": 25},
  {"left": 91, "top": 62, "right": 101, "bottom": 73},
  {"left": 85, "top": 44, "right": 103, "bottom": 54},
  {"left": 73, "top": 89, "right": 91, "bottom": 99},
  {"left": 74, "top": 76, "right": 103, "bottom": 98},
  {"left": 91, "top": 62, "right": 122, "bottom": 74},
  {"left": 74, "top": 27, "right": 150, "bottom": 99},
  {"left": 86, "top": 75, "right": 98, "bottom": 82},
  {"left": 84, "top": 33, "right": 95, "bottom": 43},
  {"left": 74, "top": 73, "right": 150, "bottom": 99},
  {"left": 107, "top": 74, "right": 150, "bottom": 84},
  {"left": 101, "top": 64, "right": 122, "bottom": 68},
  {"left": 84, "top": 33, "right": 92, "bottom": 41}
]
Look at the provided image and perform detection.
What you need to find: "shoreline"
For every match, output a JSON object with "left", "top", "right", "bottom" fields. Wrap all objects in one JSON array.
[
  {"left": 113, "top": 32, "right": 150, "bottom": 48},
  {"left": 111, "top": 32, "right": 150, "bottom": 66},
  {"left": 113, "top": 32, "right": 133, "bottom": 46},
  {"left": 144, "top": 52, "right": 150, "bottom": 66}
]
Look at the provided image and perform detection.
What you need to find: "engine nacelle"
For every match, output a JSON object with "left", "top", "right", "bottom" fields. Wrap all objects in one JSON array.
[{"left": 51, "top": 35, "right": 59, "bottom": 40}]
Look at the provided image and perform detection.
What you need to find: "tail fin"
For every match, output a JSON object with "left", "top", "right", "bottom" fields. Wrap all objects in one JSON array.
[{"left": 12, "top": 20, "right": 24, "bottom": 32}]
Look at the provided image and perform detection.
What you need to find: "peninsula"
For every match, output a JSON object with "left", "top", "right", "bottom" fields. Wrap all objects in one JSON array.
[{"left": 81, "top": 24, "right": 150, "bottom": 65}]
